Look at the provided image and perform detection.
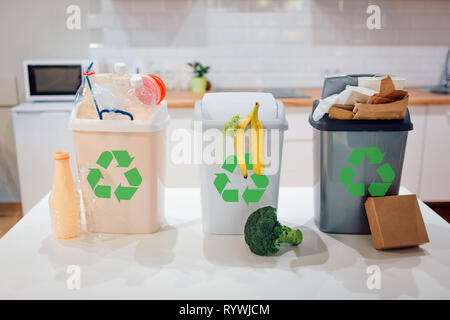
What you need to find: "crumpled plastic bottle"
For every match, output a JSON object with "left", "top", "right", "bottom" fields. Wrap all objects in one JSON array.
[
  {"left": 127, "top": 75, "right": 162, "bottom": 107},
  {"left": 74, "top": 62, "right": 166, "bottom": 120}
]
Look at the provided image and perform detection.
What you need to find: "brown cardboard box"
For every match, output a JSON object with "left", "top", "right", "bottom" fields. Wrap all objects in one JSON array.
[{"left": 364, "top": 194, "right": 429, "bottom": 250}]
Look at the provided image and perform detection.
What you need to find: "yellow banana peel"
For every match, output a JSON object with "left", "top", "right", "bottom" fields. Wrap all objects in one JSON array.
[
  {"left": 252, "top": 113, "right": 264, "bottom": 175},
  {"left": 234, "top": 102, "right": 265, "bottom": 178},
  {"left": 251, "top": 117, "right": 260, "bottom": 175},
  {"left": 234, "top": 127, "right": 247, "bottom": 179}
]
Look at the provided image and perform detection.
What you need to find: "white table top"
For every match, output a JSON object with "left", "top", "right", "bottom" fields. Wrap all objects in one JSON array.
[{"left": 1, "top": 187, "right": 449, "bottom": 300}]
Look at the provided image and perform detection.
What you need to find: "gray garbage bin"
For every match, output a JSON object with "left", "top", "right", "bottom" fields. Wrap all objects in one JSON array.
[{"left": 309, "top": 75, "right": 413, "bottom": 234}]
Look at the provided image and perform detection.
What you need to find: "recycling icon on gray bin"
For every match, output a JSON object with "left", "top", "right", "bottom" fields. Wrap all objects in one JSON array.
[{"left": 339, "top": 147, "right": 396, "bottom": 197}]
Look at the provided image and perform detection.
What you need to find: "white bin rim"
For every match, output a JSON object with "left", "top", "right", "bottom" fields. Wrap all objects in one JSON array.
[
  {"left": 192, "top": 92, "right": 288, "bottom": 130},
  {"left": 70, "top": 100, "right": 170, "bottom": 133}
]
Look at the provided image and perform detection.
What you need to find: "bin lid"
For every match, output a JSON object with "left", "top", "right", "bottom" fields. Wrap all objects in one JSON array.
[
  {"left": 193, "top": 92, "right": 288, "bottom": 130},
  {"left": 321, "top": 74, "right": 384, "bottom": 99},
  {"left": 309, "top": 99, "right": 413, "bottom": 132}
]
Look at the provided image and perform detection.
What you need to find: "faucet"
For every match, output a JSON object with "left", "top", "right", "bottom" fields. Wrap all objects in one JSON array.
[
  {"left": 439, "top": 48, "right": 449, "bottom": 90},
  {"left": 430, "top": 48, "right": 450, "bottom": 94}
]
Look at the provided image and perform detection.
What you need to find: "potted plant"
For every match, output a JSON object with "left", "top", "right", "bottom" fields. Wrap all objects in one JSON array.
[{"left": 187, "top": 61, "right": 210, "bottom": 93}]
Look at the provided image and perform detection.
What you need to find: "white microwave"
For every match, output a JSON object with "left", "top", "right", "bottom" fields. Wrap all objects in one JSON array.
[{"left": 23, "top": 60, "right": 90, "bottom": 102}]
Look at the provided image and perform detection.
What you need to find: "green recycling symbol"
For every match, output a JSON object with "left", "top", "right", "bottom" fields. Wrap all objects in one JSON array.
[
  {"left": 87, "top": 150, "right": 142, "bottom": 203},
  {"left": 214, "top": 153, "right": 269, "bottom": 205},
  {"left": 340, "top": 147, "right": 395, "bottom": 197}
]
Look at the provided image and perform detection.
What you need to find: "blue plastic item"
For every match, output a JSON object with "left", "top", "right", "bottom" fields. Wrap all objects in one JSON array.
[{"left": 82, "top": 62, "right": 134, "bottom": 121}]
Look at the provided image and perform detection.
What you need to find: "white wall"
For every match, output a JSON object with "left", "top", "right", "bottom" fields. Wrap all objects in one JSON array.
[
  {"left": 88, "top": 0, "right": 450, "bottom": 88},
  {"left": 0, "top": 0, "right": 90, "bottom": 202}
]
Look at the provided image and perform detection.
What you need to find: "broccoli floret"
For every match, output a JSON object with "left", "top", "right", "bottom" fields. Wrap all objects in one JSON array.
[
  {"left": 223, "top": 114, "right": 241, "bottom": 137},
  {"left": 244, "top": 206, "right": 303, "bottom": 256}
]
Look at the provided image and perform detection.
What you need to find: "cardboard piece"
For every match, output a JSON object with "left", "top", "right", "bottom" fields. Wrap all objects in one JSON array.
[
  {"left": 331, "top": 103, "right": 354, "bottom": 110},
  {"left": 367, "top": 89, "right": 408, "bottom": 104},
  {"left": 353, "top": 95, "right": 409, "bottom": 120},
  {"left": 364, "top": 194, "right": 429, "bottom": 250},
  {"left": 327, "top": 75, "right": 409, "bottom": 121},
  {"left": 379, "top": 75, "right": 395, "bottom": 96},
  {"left": 352, "top": 75, "right": 409, "bottom": 120},
  {"left": 329, "top": 106, "right": 354, "bottom": 120}
]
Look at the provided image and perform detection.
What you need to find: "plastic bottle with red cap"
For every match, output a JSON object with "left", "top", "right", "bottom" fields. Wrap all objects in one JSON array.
[{"left": 128, "top": 74, "right": 166, "bottom": 107}]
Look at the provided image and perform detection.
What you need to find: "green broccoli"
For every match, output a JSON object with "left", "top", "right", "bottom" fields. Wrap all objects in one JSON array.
[
  {"left": 244, "top": 206, "right": 303, "bottom": 256},
  {"left": 223, "top": 114, "right": 241, "bottom": 137}
]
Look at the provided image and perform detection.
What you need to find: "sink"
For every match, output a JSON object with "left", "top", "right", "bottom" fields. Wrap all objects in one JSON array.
[
  {"left": 420, "top": 86, "right": 450, "bottom": 95},
  {"left": 421, "top": 48, "right": 449, "bottom": 95},
  {"left": 213, "top": 87, "right": 310, "bottom": 98}
]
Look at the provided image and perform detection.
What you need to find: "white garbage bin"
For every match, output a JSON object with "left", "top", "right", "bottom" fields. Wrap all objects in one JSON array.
[{"left": 193, "top": 92, "right": 288, "bottom": 234}]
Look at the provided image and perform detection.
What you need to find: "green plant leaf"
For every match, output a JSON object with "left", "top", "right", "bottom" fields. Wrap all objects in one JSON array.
[{"left": 187, "top": 61, "right": 210, "bottom": 77}]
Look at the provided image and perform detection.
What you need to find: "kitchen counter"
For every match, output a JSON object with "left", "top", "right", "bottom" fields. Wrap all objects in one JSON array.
[
  {"left": 1, "top": 187, "right": 449, "bottom": 299},
  {"left": 166, "top": 88, "right": 450, "bottom": 108}
]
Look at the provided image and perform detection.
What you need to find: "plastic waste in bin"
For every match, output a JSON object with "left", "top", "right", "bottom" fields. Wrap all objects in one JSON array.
[
  {"left": 193, "top": 92, "right": 288, "bottom": 235},
  {"left": 70, "top": 63, "right": 169, "bottom": 234},
  {"left": 309, "top": 75, "right": 413, "bottom": 234},
  {"left": 71, "top": 112, "right": 169, "bottom": 234}
]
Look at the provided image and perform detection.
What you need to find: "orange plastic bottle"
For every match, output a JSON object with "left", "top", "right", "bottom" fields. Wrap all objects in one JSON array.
[{"left": 49, "top": 151, "right": 80, "bottom": 239}]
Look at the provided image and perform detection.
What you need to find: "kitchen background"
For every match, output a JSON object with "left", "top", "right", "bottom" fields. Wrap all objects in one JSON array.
[
  {"left": 88, "top": 0, "right": 449, "bottom": 87},
  {"left": 0, "top": 0, "right": 449, "bottom": 212}
]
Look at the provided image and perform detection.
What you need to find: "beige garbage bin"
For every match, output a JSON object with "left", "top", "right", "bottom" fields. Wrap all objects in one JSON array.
[{"left": 70, "top": 101, "right": 170, "bottom": 234}]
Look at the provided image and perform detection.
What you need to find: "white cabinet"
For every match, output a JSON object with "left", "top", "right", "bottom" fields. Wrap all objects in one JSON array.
[
  {"left": 420, "top": 105, "right": 450, "bottom": 201},
  {"left": 280, "top": 107, "right": 313, "bottom": 187},
  {"left": 281, "top": 140, "right": 313, "bottom": 187},
  {"left": 11, "top": 103, "right": 76, "bottom": 213},
  {"left": 387, "top": 105, "right": 450, "bottom": 201},
  {"left": 166, "top": 108, "right": 200, "bottom": 187},
  {"left": 401, "top": 106, "right": 427, "bottom": 195}
]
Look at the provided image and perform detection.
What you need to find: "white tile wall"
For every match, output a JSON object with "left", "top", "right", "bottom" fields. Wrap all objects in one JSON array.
[{"left": 88, "top": 0, "right": 450, "bottom": 87}]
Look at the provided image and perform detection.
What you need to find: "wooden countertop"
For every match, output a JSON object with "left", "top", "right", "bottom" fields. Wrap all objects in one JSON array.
[{"left": 165, "top": 88, "right": 450, "bottom": 108}]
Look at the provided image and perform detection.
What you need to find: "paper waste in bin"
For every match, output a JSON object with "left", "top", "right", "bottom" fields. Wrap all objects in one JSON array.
[{"left": 309, "top": 75, "right": 413, "bottom": 234}]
